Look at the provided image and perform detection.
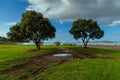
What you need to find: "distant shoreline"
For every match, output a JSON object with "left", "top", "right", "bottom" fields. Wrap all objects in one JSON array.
[
  {"left": 0, "top": 42, "right": 120, "bottom": 51},
  {"left": 87, "top": 45, "right": 120, "bottom": 51}
]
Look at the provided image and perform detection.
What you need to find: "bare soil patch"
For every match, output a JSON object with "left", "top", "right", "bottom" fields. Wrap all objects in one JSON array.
[{"left": 98, "top": 55, "right": 115, "bottom": 60}]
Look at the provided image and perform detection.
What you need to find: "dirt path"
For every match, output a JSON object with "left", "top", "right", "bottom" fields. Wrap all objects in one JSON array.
[
  {"left": 0, "top": 48, "right": 74, "bottom": 80},
  {"left": 0, "top": 48, "right": 116, "bottom": 80}
]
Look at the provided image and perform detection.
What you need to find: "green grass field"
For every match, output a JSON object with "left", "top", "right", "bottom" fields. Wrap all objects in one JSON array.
[
  {"left": 0, "top": 44, "right": 120, "bottom": 80},
  {"left": 0, "top": 44, "right": 57, "bottom": 75},
  {"left": 0, "top": 44, "right": 57, "bottom": 63},
  {"left": 64, "top": 46, "right": 120, "bottom": 58},
  {"left": 38, "top": 59, "right": 120, "bottom": 80}
]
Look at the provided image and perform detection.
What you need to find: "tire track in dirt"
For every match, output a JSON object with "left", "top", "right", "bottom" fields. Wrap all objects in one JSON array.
[{"left": 0, "top": 48, "right": 117, "bottom": 80}]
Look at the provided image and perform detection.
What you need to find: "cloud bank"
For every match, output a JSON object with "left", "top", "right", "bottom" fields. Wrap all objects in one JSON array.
[
  {"left": 108, "top": 21, "right": 120, "bottom": 27},
  {"left": 26, "top": 0, "right": 120, "bottom": 21}
]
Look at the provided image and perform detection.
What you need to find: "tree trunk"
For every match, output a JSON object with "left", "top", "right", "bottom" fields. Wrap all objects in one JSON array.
[
  {"left": 81, "top": 37, "right": 89, "bottom": 49},
  {"left": 82, "top": 39, "right": 89, "bottom": 48},
  {"left": 84, "top": 43, "right": 87, "bottom": 48},
  {"left": 35, "top": 41, "right": 40, "bottom": 50}
]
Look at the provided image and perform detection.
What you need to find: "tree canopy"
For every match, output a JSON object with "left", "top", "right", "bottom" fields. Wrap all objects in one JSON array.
[
  {"left": 7, "top": 23, "right": 27, "bottom": 42},
  {"left": 8, "top": 10, "right": 56, "bottom": 50},
  {"left": 54, "top": 41, "right": 61, "bottom": 46},
  {"left": 69, "top": 18, "right": 104, "bottom": 48}
]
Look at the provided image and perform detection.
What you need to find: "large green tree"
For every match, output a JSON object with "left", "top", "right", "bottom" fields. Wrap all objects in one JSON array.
[
  {"left": 8, "top": 10, "right": 56, "bottom": 50},
  {"left": 69, "top": 19, "right": 104, "bottom": 48}
]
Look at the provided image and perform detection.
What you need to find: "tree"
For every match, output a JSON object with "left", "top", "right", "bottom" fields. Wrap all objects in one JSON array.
[
  {"left": 54, "top": 41, "right": 61, "bottom": 46},
  {"left": 8, "top": 10, "right": 56, "bottom": 50},
  {"left": 69, "top": 19, "right": 104, "bottom": 48},
  {"left": 0, "top": 36, "right": 8, "bottom": 42},
  {"left": 7, "top": 23, "right": 27, "bottom": 42}
]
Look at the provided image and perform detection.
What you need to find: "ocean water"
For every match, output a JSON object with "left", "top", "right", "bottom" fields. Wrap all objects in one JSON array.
[
  {"left": 77, "top": 42, "right": 120, "bottom": 46},
  {"left": 22, "top": 42, "right": 120, "bottom": 46}
]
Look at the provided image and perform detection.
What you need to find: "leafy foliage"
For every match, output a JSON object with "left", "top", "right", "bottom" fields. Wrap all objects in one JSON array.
[
  {"left": 69, "top": 19, "right": 104, "bottom": 48},
  {"left": 0, "top": 36, "right": 8, "bottom": 42},
  {"left": 54, "top": 41, "right": 61, "bottom": 46},
  {"left": 7, "top": 10, "right": 56, "bottom": 50},
  {"left": 7, "top": 23, "right": 27, "bottom": 42},
  {"left": 20, "top": 10, "right": 56, "bottom": 50}
]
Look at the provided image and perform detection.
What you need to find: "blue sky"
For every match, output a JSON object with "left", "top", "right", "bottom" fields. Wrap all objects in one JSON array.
[{"left": 0, "top": 0, "right": 120, "bottom": 42}]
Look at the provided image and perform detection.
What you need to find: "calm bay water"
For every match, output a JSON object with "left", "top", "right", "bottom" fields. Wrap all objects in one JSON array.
[{"left": 22, "top": 42, "right": 120, "bottom": 46}]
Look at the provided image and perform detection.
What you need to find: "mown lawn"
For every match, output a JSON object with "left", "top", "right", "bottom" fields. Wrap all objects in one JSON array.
[
  {"left": 0, "top": 44, "right": 57, "bottom": 72},
  {"left": 63, "top": 46, "right": 120, "bottom": 58},
  {"left": 38, "top": 59, "right": 120, "bottom": 80},
  {"left": 37, "top": 46, "right": 120, "bottom": 80},
  {"left": 0, "top": 44, "right": 120, "bottom": 80}
]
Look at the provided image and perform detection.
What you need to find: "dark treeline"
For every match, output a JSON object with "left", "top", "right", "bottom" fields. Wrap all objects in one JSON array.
[
  {"left": 0, "top": 36, "right": 8, "bottom": 42},
  {"left": 0, "top": 36, "right": 21, "bottom": 44}
]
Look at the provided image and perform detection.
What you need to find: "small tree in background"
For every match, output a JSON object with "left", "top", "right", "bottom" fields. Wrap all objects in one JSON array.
[
  {"left": 0, "top": 36, "right": 9, "bottom": 42},
  {"left": 54, "top": 41, "right": 61, "bottom": 46},
  {"left": 69, "top": 18, "right": 104, "bottom": 48},
  {"left": 8, "top": 10, "right": 56, "bottom": 50}
]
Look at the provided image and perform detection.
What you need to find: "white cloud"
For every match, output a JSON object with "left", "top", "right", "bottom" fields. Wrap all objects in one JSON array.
[
  {"left": 108, "top": 21, "right": 120, "bottom": 27},
  {"left": 55, "top": 19, "right": 73, "bottom": 24},
  {"left": 4, "top": 22, "right": 17, "bottom": 26},
  {"left": 26, "top": 0, "right": 120, "bottom": 22}
]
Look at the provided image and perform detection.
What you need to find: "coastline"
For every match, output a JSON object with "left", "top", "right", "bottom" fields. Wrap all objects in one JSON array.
[{"left": 88, "top": 45, "right": 120, "bottom": 51}]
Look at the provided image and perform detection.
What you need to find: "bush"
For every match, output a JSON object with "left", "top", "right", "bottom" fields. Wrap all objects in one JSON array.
[{"left": 54, "top": 41, "right": 61, "bottom": 46}]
